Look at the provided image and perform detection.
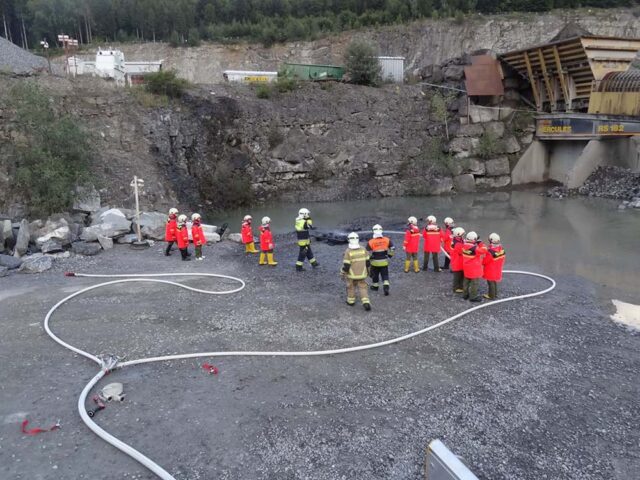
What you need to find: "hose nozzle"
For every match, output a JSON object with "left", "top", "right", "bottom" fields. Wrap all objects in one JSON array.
[{"left": 64, "top": 272, "right": 76, "bottom": 277}]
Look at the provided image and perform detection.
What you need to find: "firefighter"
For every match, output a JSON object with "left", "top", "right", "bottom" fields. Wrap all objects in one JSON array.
[
  {"left": 441, "top": 217, "right": 455, "bottom": 270},
  {"left": 259, "top": 216, "right": 277, "bottom": 266},
  {"left": 241, "top": 215, "right": 259, "bottom": 254},
  {"left": 422, "top": 215, "right": 442, "bottom": 272},
  {"left": 176, "top": 214, "right": 191, "bottom": 261},
  {"left": 366, "top": 224, "right": 394, "bottom": 296},
  {"left": 462, "top": 231, "right": 487, "bottom": 302},
  {"left": 483, "top": 233, "right": 506, "bottom": 300},
  {"left": 191, "top": 213, "right": 206, "bottom": 261},
  {"left": 164, "top": 208, "right": 179, "bottom": 256},
  {"left": 403, "top": 216, "right": 421, "bottom": 273},
  {"left": 450, "top": 227, "right": 465, "bottom": 293},
  {"left": 341, "top": 232, "right": 371, "bottom": 311},
  {"left": 295, "top": 208, "right": 319, "bottom": 271}
]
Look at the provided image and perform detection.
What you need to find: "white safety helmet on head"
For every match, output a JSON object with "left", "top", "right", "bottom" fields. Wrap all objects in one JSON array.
[
  {"left": 453, "top": 227, "right": 465, "bottom": 237},
  {"left": 489, "top": 232, "right": 501, "bottom": 244},
  {"left": 444, "top": 217, "right": 454, "bottom": 226},
  {"left": 191, "top": 213, "right": 201, "bottom": 221},
  {"left": 298, "top": 208, "right": 310, "bottom": 219},
  {"left": 243, "top": 215, "right": 252, "bottom": 222},
  {"left": 261, "top": 216, "right": 271, "bottom": 226},
  {"left": 372, "top": 224, "right": 383, "bottom": 237},
  {"left": 466, "top": 231, "right": 478, "bottom": 242},
  {"left": 427, "top": 215, "right": 436, "bottom": 224},
  {"left": 178, "top": 214, "right": 188, "bottom": 223},
  {"left": 408, "top": 216, "right": 418, "bottom": 225},
  {"left": 169, "top": 208, "right": 178, "bottom": 215},
  {"left": 348, "top": 232, "right": 360, "bottom": 249}
]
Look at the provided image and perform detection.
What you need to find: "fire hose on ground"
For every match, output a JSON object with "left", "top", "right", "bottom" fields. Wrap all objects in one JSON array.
[{"left": 44, "top": 260, "right": 556, "bottom": 480}]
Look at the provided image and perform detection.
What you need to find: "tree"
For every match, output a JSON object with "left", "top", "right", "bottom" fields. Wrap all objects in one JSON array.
[
  {"left": 429, "top": 90, "right": 455, "bottom": 140},
  {"left": 344, "top": 40, "right": 381, "bottom": 86}
]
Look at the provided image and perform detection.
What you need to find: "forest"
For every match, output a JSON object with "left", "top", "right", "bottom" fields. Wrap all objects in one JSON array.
[{"left": 0, "top": 0, "right": 634, "bottom": 49}]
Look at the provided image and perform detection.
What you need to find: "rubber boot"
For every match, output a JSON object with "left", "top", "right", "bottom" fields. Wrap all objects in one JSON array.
[
  {"left": 267, "top": 253, "right": 278, "bottom": 266},
  {"left": 404, "top": 260, "right": 410, "bottom": 273},
  {"left": 311, "top": 259, "right": 319, "bottom": 268},
  {"left": 413, "top": 260, "right": 420, "bottom": 273},
  {"left": 249, "top": 242, "right": 259, "bottom": 253},
  {"left": 363, "top": 302, "right": 371, "bottom": 311},
  {"left": 383, "top": 285, "right": 389, "bottom": 296},
  {"left": 422, "top": 257, "right": 429, "bottom": 272},
  {"left": 370, "top": 284, "right": 379, "bottom": 291},
  {"left": 244, "top": 243, "right": 251, "bottom": 254},
  {"left": 296, "top": 264, "right": 304, "bottom": 272},
  {"left": 259, "top": 253, "right": 267, "bottom": 265}
]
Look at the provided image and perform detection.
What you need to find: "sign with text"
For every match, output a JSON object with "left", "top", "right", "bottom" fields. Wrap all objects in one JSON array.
[{"left": 537, "top": 117, "right": 640, "bottom": 138}]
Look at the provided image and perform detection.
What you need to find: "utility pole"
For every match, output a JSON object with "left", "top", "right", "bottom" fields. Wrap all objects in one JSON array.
[
  {"left": 130, "top": 176, "right": 145, "bottom": 242},
  {"left": 58, "top": 34, "right": 79, "bottom": 76},
  {"left": 40, "top": 39, "right": 52, "bottom": 74}
]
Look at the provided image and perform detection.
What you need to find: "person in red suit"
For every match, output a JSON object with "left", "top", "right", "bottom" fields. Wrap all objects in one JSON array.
[
  {"left": 164, "top": 208, "right": 178, "bottom": 256},
  {"left": 403, "top": 216, "right": 421, "bottom": 273},
  {"left": 450, "top": 227, "right": 465, "bottom": 293},
  {"left": 422, "top": 215, "right": 442, "bottom": 272},
  {"left": 461, "top": 231, "right": 487, "bottom": 302},
  {"left": 191, "top": 213, "right": 207, "bottom": 261},
  {"left": 176, "top": 214, "right": 190, "bottom": 261},
  {"left": 483, "top": 233, "right": 506, "bottom": 300},
  {"left": 241, "top": 215, "right": 258, "bottom": 254},
  {"left": 258, "top": 216, "right": 277, "bottom": 266},
  {"left": 440, "top": 217, "right": 455, "bottom": 270}
]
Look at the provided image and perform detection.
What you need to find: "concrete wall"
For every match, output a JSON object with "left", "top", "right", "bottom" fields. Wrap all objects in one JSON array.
[
  {"left": 548, "top": 141, "right": 588, "bottom": 184},
  {"left": 613, "top": 137, "right": 640, "bottom": 171},
  {"left": 511, "top": 140, "right": 548, "bottom": 185},
  {"left": 566, "top": 140, "right": 607, "bottom": 189}
]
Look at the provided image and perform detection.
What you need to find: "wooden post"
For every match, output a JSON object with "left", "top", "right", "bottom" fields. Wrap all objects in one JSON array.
[
  {"left": 133, "top": 176, "right": 142, "bottom": 242},
  {"left": 524, "top": 52, "right": 541, "bottom": 111},
  {"left": 553, "top": 46, "right": 570, "bottom": 111},
  {"left": 537, "top": 48, "right": 555, "bottom": 111}
]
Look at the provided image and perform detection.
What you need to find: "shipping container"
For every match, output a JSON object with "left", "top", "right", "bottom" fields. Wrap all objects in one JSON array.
[
  {"left": 378, "top": 56, "right": 405, "bottom": 83},
  {"left": 223, "top": 70, "right": 278, "bottom": 84},
  {"left": 281, "top": 63, "right": 345, "bottom": 81}
]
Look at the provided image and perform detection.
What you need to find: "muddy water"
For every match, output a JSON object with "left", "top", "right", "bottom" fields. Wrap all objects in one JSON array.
[{"left": 211, "top": 190, "right": 640, "bottom": 298}]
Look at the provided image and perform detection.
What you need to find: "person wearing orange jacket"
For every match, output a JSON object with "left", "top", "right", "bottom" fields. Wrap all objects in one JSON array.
[
  {"left": 422, "top": 215, "right": 442, "bottom": 272},
  {"left": 176, "top": 214, "right": 191, "bottom": 261},
  {"left": 483, "top": 232, "right": 506, "bottom": 300},
  {"left": 258, "top": 216, "right": 277, "bottom": 266},
  {"left": 461, "top": 231, "right": 487, "bottom": 302},
  {"left": 164, "top": 208, "right": 179, "bottom": 256},
  {"left": 403, "top": 216, "right": 421, "bottom": 273},
  {"left": 191, "top": 213, "right": 206, "bottom": 261},
  {"left": 450, "top": 227, "right": 465, "bottom": 293},
  {"left": 440, "top": 217, "right": 455, "bottom": 270},
  {"left": 241, "top": 215, "right": 259, "bottom": 254}
]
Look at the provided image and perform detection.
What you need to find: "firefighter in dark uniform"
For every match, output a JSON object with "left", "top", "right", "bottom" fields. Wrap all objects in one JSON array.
[
  {"left": 366, "top": 224, "right": 395, "bottom": 296},
  {"left": 295, "top": 207, "right": 319, "bottom": 271}
]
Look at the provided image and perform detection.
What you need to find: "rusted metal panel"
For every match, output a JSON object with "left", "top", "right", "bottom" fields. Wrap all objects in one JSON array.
[
  {"left": 588, "top": 92, "right": 640, "bottom": 116},
  {"left": 463, "top": 55, "right": 504, "bottom": 96}
]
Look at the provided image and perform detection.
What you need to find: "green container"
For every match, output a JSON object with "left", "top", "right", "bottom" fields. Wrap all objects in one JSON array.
[{"left": 281, "top": 63, "right": 345, "bottom": 81}]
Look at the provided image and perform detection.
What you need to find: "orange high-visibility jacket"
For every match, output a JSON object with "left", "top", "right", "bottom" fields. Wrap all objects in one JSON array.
[
  {"left": 422, "top": 225, "right": 442, "bottom": 253},
  {"left": 403, "top": 224, "right": 421, "bottom": 253},
  {"left": 483, "top": 245, "right": 506, "bottom": 282},
  {"left": 441, "top": 226, "right": 453, "bottom": 254},
  {"left": 462, "top": 241, "right": 487, "bottom": 279},
  {"left": 451, "top": 238, "right": 464, "bottom": 272}
]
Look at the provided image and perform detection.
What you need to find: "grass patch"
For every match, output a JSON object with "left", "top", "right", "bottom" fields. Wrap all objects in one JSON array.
[{"left": 130, "top": 87, "right": 169, "bottom": 107}]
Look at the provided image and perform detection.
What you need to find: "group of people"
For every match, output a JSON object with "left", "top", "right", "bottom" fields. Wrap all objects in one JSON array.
[{"left": 163, "top": 207, "right": 506, "bottom": 311}]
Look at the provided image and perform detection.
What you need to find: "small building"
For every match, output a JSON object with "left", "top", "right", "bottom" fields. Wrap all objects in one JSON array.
[
  {"left": 222, "top": 70, "right": 278, "bottom": 84},
  {"left": 281, "top": 63, "right": 345, "bottom": 81},
  {"left": 67, "top": 48, "right": 162, "bottom": 87},
  {"left": 125, "top": 61, "right": 164, "bottom": 86},
  {"left": 378, "top": 56, "right": 405, "bottom": 83}
]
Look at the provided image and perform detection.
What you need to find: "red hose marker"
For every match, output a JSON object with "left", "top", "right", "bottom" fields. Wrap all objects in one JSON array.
[
  {"left": 21, "top": 419, "right": 60, "bottom": 435},
  {"left": 201, "top": 363, "right": 218, "bottom": 375}
]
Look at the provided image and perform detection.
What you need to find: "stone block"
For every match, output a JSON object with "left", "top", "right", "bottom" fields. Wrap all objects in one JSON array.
[
  {"left": 463, "top": 158, "right": 485, "bottom": 175},
  {"left": 457, "top": 123, "right": 484, "bottom": 137},
  {"left": 443, "top": 65, "right": 465, "bottom": 81},
  {"left": 483, "top": 122, "right": 505, "bottom": 138},
  {"left": 469, "top": 105, "right": 499, "bottom": 124},
  {"left": 485, "top": 157, "right": 510, "bottom": 176},
  {"left": 41, "top": 239, "right": 64, "bottom": 254},
  {"left": 453, "top": 174, "right": 476, "bottom": 192},
  {"left": 503, "top": 135, "right": 521, "bottom": 154},
  {"left": 72, "top": 242, "right": 102, "bottom": 256},
  {"left": 14, "top": 219, "right": 30, "bottom": 257},
  {"left": 475, "top": 175, "right": 512, "bottom": 189},
  {"left": 98, "top": 235, "right": 114, "bottom": 250},
  {"left": 447, "top": 137, "right": 478, "bottom": 154},
  {"left": 228, "top": 233, "right": 242, "bottom": 243}
]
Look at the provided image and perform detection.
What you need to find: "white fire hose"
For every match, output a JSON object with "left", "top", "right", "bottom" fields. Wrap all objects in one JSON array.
[{"left": 45, "top": 257, "right": 555, "bottom": 479}]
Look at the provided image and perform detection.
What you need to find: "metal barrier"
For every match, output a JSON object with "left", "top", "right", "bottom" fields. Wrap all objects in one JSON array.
[{"left": 426, "top": 440, "right": 479, "bottom": 480}]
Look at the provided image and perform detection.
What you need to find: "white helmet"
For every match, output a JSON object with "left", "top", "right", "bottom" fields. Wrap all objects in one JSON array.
[
  {"left": 298, "top": 208, "right": 310, "bottom": 219},
  {"left": 169, "top": 208, "right": 178, "bottom": 215},
  {"left": 348, "top": 232, "right": 360, "bottom": 249},
  {"left": 444, "top": 217, "right": 454, "bottom": 226},
  {"left": 191, "top": 213, "right": 201, "bottom": 221},
  {"left": 427, "top": 215, "right": 436, "bottom": 224},
  {"left": 261, "top": 216, "right": 271, "bottom": 226},
  {"left": 408, "top": 216, "right": 417, "bottom": 225},
  {"left": 243, "top": 215, "right": 252, "bottom": 222},
  {"left": 453, "top": 227, "right": 465, "bottom": 237},
  {"left": 178, "top": 214, "right": 188, "bottom": 223},
  {"left": 466, "top": 231, "right": 478, "bottom": 242},
  {"left": 372, "top": 224, "right": 383, "bottom": 238},
  {"left": 489, "top": 232, "right": 500, "bottom": 243}
]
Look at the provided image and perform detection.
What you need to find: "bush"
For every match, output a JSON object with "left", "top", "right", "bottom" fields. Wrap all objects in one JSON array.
[
  {"left": 344, "top": 40, "right": 381, "bottom": 86},
  {"left": 256, "top": 84, "right": 271, "bottom": 99},
  {"left": 274, "top": 76, "right": 297, "bottom": 93},
  {"left": 168, "top": 31, "right": 181, "bottom": 47},
  {"left": 145, "top": 70, "right": 189, "bottom": 98},
  {"left": 8, "top": 83, "right": 91, "bottom": 216},
  {"left": 187, "top": 28, "right": 201, "bottom": 47},
  {"left": 309, "top": 158, "right": 331, "bottom": 181},
  {"left": 130, "top": 87, "right": 169, "bottom": 107},
  {"left": 475, "top": 130, "right": 500, "bottom": 159},
  {"left": 207, "top": 160, "right": 254, "bottom": 210}
]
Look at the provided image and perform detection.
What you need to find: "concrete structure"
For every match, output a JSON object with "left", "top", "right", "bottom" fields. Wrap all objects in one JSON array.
[
  {"left": 67, "top": 48, "right": 162, "bottom": 86},
  {"left": 222, "top": 70, "right": 278, "bottom": 84},
  {"left": 378, "top": 56, "right": 405, "bottom": 83}
]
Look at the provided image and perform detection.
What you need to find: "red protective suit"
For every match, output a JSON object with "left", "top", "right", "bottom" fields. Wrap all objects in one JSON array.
[
  {"left": 176, "top": 224, "right": 189, "bottom": 249},
  {"left": 441, "top": 226, "right": 453, "bottom": 254},
  {"left": 483, "top": 245, "right": 506, "bottom": 282},
  {"left": 403, "top": 224, "right": 421, "bottom": 254},
  {"left": 191, "top": 222, "right": 206, "bottom": 246},
  {"left": 462, "top": 241, "right": 487, "bottom": 279},
  {"left": 165, "top": 216, "right": 177, "bottom": 242},
  {"left": 259, "top": 225, "right": 274, "bottom": 252},
  {"left": 422, "top": 226, "right": 442, "bottom": 253},
  {"left": 451, "top": 238, "right": 464, "bottom": 272},
  {"left": 241, "top": 221, "right": 253, "bottom": 244}
]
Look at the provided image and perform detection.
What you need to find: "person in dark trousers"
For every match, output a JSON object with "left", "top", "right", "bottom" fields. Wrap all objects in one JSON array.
[
  {"left": 164, "top": 208, "right": 178, "bottom": 256},
  {"left": 483, "top": 233, "right": 506, "bottom": 299},
  {"left": 295, "top": 208, "right": 319, "bottom": 271},
  {"left": 461, "top": 231, "right": 487, "bottom": 302},
  {"left": 191, "top": 213, "right": 206, "bottom": 261},
  {"left": 441, "top": 217, "right": 454, "bottom": 270},
  {"left": 367, "top": 224, "right": 395, "bottom": 296},
  {"left": 176, "top": 214, "right": 191, "bottom": 261}
]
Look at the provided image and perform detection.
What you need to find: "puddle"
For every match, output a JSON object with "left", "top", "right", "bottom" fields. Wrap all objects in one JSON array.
[{"left": 611, "top": 299, "right": 640, "bottom": 331}]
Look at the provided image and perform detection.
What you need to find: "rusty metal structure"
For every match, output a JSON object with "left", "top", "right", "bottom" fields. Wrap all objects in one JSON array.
[
  {"left": 464, "top": 55, "right": 504, "bottom": 96},
  {"left": 500, "top": 36, "right": 640, "bottom": 113}
]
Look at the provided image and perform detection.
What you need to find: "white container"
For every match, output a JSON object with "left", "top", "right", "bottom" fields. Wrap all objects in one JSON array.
[
  {"left": 378, "top": 56, "right": 405, "bottom": 83},
  {"left": 223, "top": 70, "right": 278, "bottom": 84}
]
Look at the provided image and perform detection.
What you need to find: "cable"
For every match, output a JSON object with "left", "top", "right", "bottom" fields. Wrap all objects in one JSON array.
[{"left": 46, "top": 267, "right": 554, "bottom": 480}]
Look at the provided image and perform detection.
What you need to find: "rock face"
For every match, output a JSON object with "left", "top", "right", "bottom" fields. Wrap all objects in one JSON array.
[
  {"left": 72, "top": 241, "right": 102, "bottom": 256},
  {"left": 0, "top": 253, "right": 22, "bottom": 269},
  {"left": 14, "top": 219, "right": 30, "bottom": 257},
  {"left": 18, "top": 255, "right": 53, "bottom": 273}
]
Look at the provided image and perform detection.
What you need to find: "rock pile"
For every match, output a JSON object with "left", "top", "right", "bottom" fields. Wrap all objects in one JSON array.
[
  {"left": 578, "top": 166, "right": 640, "bottom": 201},
  {"left": 0, "top": 37, "right": 48, "bottom": 74}
]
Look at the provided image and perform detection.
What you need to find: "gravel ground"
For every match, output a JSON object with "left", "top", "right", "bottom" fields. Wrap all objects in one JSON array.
[
  {"left": 0, "top": 37, "right": 48, "bottom": 74},
  {"left": 0, "top": 236, "right": 638, "bottom": 480}
]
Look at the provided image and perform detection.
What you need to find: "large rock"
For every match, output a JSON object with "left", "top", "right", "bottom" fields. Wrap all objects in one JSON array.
[
  {"left": 502, "top": 135, "right": 521, "bottom": 154},
  {"left": 116, "top": 234, "right": 138, "bottom": 244},
  {"left": 453, "top": 174, "right": 476, "bottom": 192},
  {"left": 35, "top": 218, "right": 72, "bottom": 248},
  {"left": 228, "top": 233, "right": 242, "bottom": 243},
  {"left": 475, "top": 175, "right": 512, "bottom": 189},
  {"left": 447, "top": 137, "right": 479, "bottom": 154},
  {"left": 485, "top": 157, "right": 511, "bottom": 176},
  {"left": 207, "top": 232, "right": 221, "bottom": 244},
  {"left": 98, "top": 235, "right": 114, "bottom": 250},
  {"left": 41, "top": 239, "right": 64, "bottom": 254},
  {"left": 463, "top": 158, "right": 485, "bottom": 175},
  {"left": 134, "top": 212, "right": 166, "bottom": 240},
  {"left": 14, "top": 219, "right": 30, "bottom": 257},
  {"left": 484, "top": 122, "right": 505, "bottom": 138},
  {"left": 0, "top": 253, "right": 22, "bottom": 269},
  {"left": 73, "top": 185, "right": 101, "bottom": 213},
  {"left": 469, "top": 105, "right": 499, "bottom": 124},
  {"left": 0, "top": 265, "right": 8, "bottom": 277},
  {"left": 18, "top": 255, "right": 53, "bottom": 274},
  {"left": 457, "top": 123, "right": 484, "bottom": 137},
  {"left": 72, "top": 241, "right": 102, "bottom": 256},
  {"left": 443, "top": 64, "right": 465, "bottom": 81},
  {"left": 82, "top": 208, "right": 132, "bottom": 241}
]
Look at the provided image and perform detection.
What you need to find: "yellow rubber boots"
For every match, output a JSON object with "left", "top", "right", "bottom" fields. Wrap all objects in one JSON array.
[{"left": 267, "top": 253, "right": 278, "bottom": 266}]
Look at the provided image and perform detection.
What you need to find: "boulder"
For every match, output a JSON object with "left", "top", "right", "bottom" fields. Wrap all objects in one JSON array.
[
  {"left": 463, "top": 158, "right": 485, "bottom": 175},
  {"left": 0, "top": 265, "right": 8, "bottom": 277},
  {"left": 469, "top": 105, "right": 499, "bottom": 123},
  {"left": 35, "top": 218, "right": 72, "bottom": 248},
  {"left": 443, "top": 64, "right": 465, "bottom": 81},
  {"left": 116, "top": 234, "right": 138, "bottom": 244},
  {"left": 72, "top": 241, "right": 102, "bottom": 256},
  {"left": 207, "top": 232, "right": 221, "bottom": 244},
  {"left": 447, "top": 137, "right": 478, "bottom": 154},
  {"left": 0, "top": 254, "right": 22, "bottom": 269},
  {"left": 485, "top": 157, "right": 510, "bottom": 176},
  {"left": 41, "top": 239, "right": 64, "bottom": 254},
  {"left": 483, "top": 122, "right": 505, "bottom": 138},
  {"left": 457, "top": 123, "right": 484, "bottom": 137},
  {"left": 73, "top": 185, "right": 101, "bottom": 213},
  {"left": 98, "top": 235, "right": 114, "bottom": 250},
  {"left": 28, "top": 219, "right": 45, "bottom": 241},
  {"left": 453, "top": 174, "right": 476, "bottom": 192},
  {"left": 19, "top": 255, "right": 53, "bottom": 273},
  {"left": 228, "top": 233, "right": 242, "bottom": 243},
  {"left": 14, "top": 219, "right": 30, "bottom": 257},
  {"left": 475, "top": 175, "right": 512, "bottom": 189},
  {"left": 134, "top": 212, "right": 166, "bottom": 240},
  {"left": 502, "top": 135, "right": 521, "bottom": 154}
]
